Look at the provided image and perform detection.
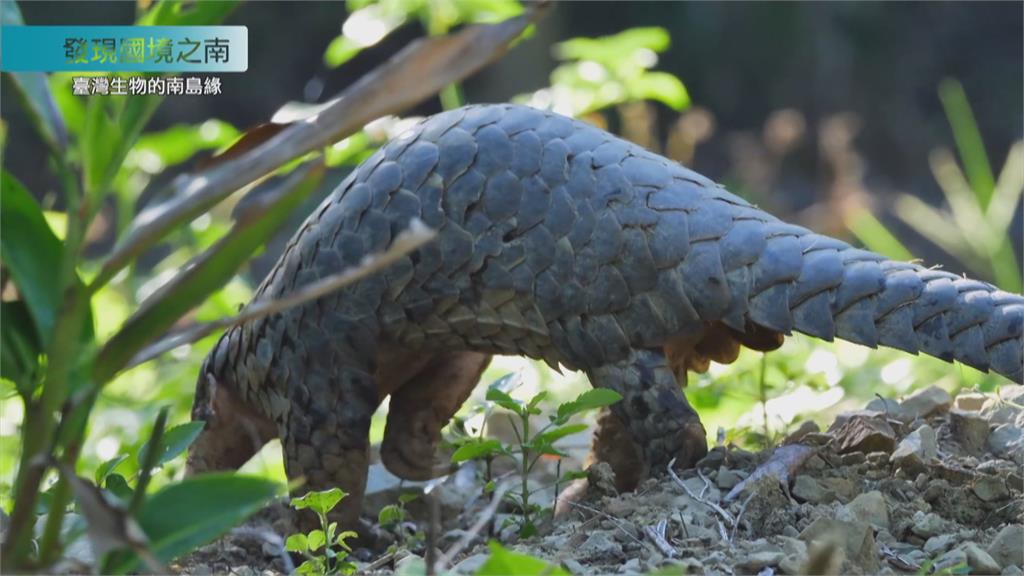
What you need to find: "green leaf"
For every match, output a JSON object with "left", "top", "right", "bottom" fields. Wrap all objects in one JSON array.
[
  {"left": 291, "top": 487, "right": 346, "bottom": 516},
  {"left": 632, "top": 71, "right": 690, "bottom": 110},
  {"left": 336, "top": 530, "right": 358, "bottom": 552},
  {"left": 324, "top": 35, "right": 364, "bottom": 69},
  {"left": 527, "top": 390, "right": 548, "bottom": 412},
  {"left": 555, "top": 389, "right": 622, "bottom": 423},
  {"left": 0, "top": 300, "right": 41, "bottom": 394},
  {"left": 296, "top": 558, "right": 324, "bottom": 576},
  {"left": 485, "top": 384, "right": 523, "bottom": 413},
  {"left": 0, "top": 171, "right": 63, "bottom": 344},
  {"left": 129, "top": 120, "right": 240, "bottom": 171},
  {"left": 104, "top": 473, "right": 134, "bottom": 503},
  {"left": 82, "top": 97, "right": 124, "bottom": 197},
  {"left": 137, "top": 0, "right": 240, "bottom": 26},
  {"left": 95, "top": 454, "right": 129, "bottom": 485},
  {"left": 535, "top": 423, "right": 588, "bottom": 445},
  {"left": 556, "top": 27, "right": 670, "bottom": 63},
  {"left": 939, "top": 78, "right": 995, "bottom": 209},
  {"left": 1, "top": 2, "right": 67, "bottom": 153},
  {"left": 377, "top": 504, "right": 405, "bottom": 527},
  {"left": 306, "top": 529, "right": 326, "bottom": 551},
  {"left": 451, "top": 438, "right": 503, "bottom": 463},
  {"left": 845, "top": 209, "right": 914, "bottom": 261},
  {"left": 284, "top": 533, "right": 309, "bottom": 553},
  {"left": 477, "top": 541, "right": 568, "bottom": 575},
  {"left": 109, "top": 473, "right": 281, "bottom": 572},
  {"left": 398, "top": 492, "right": 419, "bottom": 505},
  {"left": 558, "top": 470, "right": 588, "bottom": 483},
  {"left": 138, "top": 421, "right": 205, "bottom": 468},
  {"left": 93, "top": 161, "right": 324, "bottom": 382}
]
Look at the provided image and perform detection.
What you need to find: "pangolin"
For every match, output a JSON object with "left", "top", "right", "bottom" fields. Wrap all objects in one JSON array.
[{"left": 187, "top": 104, "right": 1024, "bottom": 527}]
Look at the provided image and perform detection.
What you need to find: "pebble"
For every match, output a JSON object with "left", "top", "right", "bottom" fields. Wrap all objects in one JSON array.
[
  {"left": 911, "top": 511, "right": 946, "bottom": 538},
  {"left": 784, "top": 420, "right": 820, "bottom": 444},
  {"left": 935, "top": 548, "right": 968, "bottom": 572},
  {"left": 890, "top": 424, "right": 937, "bottom": 472},
  {"left": 735, "top": 550, "right": 785, "bottom": 572},
  {"left": 1004, "top": 566, "right": 1024, "bottom": 576},
  {"left": 962, "top": 542, "right": 1002, "bottom": 575},
  {"left": 900, "top": 385, "right": 952, "bottom": 420},
  {"left": 580, "top": 531, "right": 623, "bottom": 560},
  {"left": 988, "top": 424, "right": 1024, "bottom": 465},
  {"left": 845, "top": 490, "right": 890, "bottom": 530},
  {"left": 924, "top": 533, "right": 957, "bottom": 555},
  {"left": 866, "top": 396, "right": 905, "bottom": 419},
  {"left": 955, "top": 392, "right": 988, "bottom": 412},
  {"left": 832, "top": 414, "right": 897, "bottom": 454},
  {"left": 453, "top": 554, "right": 489, "bottom": 574},
  {"left": 716, "top": 467, "right": 743, "bottom": 490},
  {"left": 792, "top": 475, "right": 831, "bottom": 504},
  {"left": 972, "top": 475, "right": 1009, "bottom": 502},
  {"left": 561, "top": 558, "right": 586, "bottom": 575},
  {"left": 798, "top": 518, "right": 878, "bottom": 573},
  {"left": 988, "top": 524, "right": 1024, "bottom": 569},
  {"left": 950, "top": 409, "right": 991, "bottom": 454},
  {"left": 778, "top": 536, "right": 808, "bottom": 575}
]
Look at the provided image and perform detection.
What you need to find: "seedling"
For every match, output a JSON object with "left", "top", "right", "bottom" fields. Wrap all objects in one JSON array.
[
  {"left": 286, "top": 488, "right": 358, "bottom": 576},
  {"left": 449, "top": 374, "right": 621, "bottom": 537}
]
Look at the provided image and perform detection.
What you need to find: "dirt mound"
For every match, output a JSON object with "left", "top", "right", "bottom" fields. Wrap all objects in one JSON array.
[{"left": 177, "top": 384, "right": 1024, "bottom": 575}]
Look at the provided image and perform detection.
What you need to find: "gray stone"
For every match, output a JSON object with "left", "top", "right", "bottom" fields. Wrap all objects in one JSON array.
[
  {"left": 396, "top": 554, "right": 425, "bottom": 573},
  {"left": 911, "top": 511, "right": 946, "bottom": 539},
  {"left": 735, "top": 550, "right": 785, "bottom": 572},
  {"left": 973, "top": 475, "right": 1010, "bottom": 502},
  {"left": 924, "top": 533, "right": 957, "bottom": 555},
  {"left": 1004, "top": 566, "right": 1024, "bottom": 576},
  {"left": 981, "top": 386, "right": 1024, "bottom": 425},
  {"left": 784, "top": 420, "right": 821, "bottom": 444},
  {"left": 866, "top": 396, "right": 905, "bottom": 419},
  {"left": 950, "top": 409, "right": 991, "bottom": 455},
  {"left": 845, "top": 490, "right": 890, "bottom": 530},
  {"left": 792, "top": 475, "right": 833, "bottom": 504},
  {"left": 580, "top": 531, "right": 623, "bottom": 560},
  {"left": 962, "top": 542, "right": 1002, "bottom": 575},
  {"left": 716, "top": 467, "right": 743, "bottom": 490},
  {"left": 955, "top": 392, "right": 988, "bottom": 412},
  {"left": 561, "top": 558, "right": 587, "bottom": 575},
  {"left": 988, "top": 524, "right": 1024, "bottom": 570},
  {"left": 778, "top": 536, "right": 809, "bottom": 575},
  {"left": 935, "top": 548, "right": 968, "bottom": 572},
  {"left": 900, "top": 385, "right": 952, "bottom": 419},
  {"left": 890, "top": 425, "right": 937, "bottom": 472},
  {"left": 989, "top": 424, "right": 1024, "bottom": 465},
  {"left": 453, "top": 554, "right": 489, "bottom": 574},
  {"left": 799, "top": 518, "right": 878, "bottom": 573},
  {"left": 832, "top": 414, "right": 897, "bottom": 454}
]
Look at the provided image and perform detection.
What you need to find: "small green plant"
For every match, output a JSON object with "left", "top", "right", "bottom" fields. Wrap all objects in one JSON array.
[
  {"left": 286, "top": 488, "right": 359, "bottom": 576},
  {"left": 449, "top": 374, "right": 621, "bottom": 538},
  {"left": 378, "top": 492, "right": 424, "bottom": 554}
]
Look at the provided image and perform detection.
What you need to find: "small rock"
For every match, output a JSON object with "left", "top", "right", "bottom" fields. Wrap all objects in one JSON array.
[
  {"left": 792, "top": 475, "right": 832, "bottom": 504},
  {"left": 778, "top": 536, "right": 809, "bottom": 575},
  {"left": 955, "top": 392, "right": 987, "bottom": 412},
  {"left": 620, "top": 557, "right": 641, "bottom": 574},
  {"left": 782, "top": 525, "right": 800, "bottom": 538},
  {"left": 841, "top": 452, "right": 867, "bottom": 466},
  {"left": 190, "top": 564, "right": 213, "bottom": 576},
  {"left": 717, "top": 467, "right": 743, "bottom": 490},
  {"left": 972, "top": 475, "right": 1010, "bottom": 502},
  {"left": 989, "top": 424, "right": 1024, "bottom": 465},
  {"left": 988, "top": 524, "right": 1024, "bottom": 569},
  {"left": 924, "top": 533, "right": 957, "bottom": 555},
  {"left": 453, "top": 554, "right": 489, "bottom": 574},
  {"left": 935, "top": 548, "right": 968, "bottom": 572},
  {"left": 735, "top": 550, "right": 785, "bottom": 572},
  {"left": 832, "top": 414, "right": 897, "bottom": 454},
  {"left": 697, "top": 447, "right": 727, "bottom": 470},
  {"left": 799, "top": 518, "right": 878, "bottom": 573},
  {"left": 900, "top": 385, "right": 952, "bottom": 420},
  {"left": 784, "top": 420, "right": 821, "bottom": 444},
  {"left": 396, "top": 554, "right": 424, "bottom": 573},
  {"left": 845, "top": 490, "right": 890, "bottom": 530},
  {"left": 1004, "top": 566, "right": 1024, "bottom": 576},
  {"left": 587, "top": 461, "right": 619, "bottom": 497},
  {"left": 866, "top": 451, "right": 891, "bottom": 466},
  {"left": 981, "top": 386, "right": 1024, "bottom": 424},
  {"left": 866, "top": 396, "right": 905, "bottom": 419},
  {"left": 911, "top": 511, "right": 946, "bottom": 539},
  {"left": 962, "top": 542, "right": 1002, "bottom": 575},
  {"left": 561, "top": 558, "right": 587, "bottom": 575},
  {"left": 951, "top": 409, "right": 991, "bottom": 455},
  {"left": 580, "top": 531, "right": 623, "bottom": 560},
  {"left": 890, "top": 424, "right": 937, "bottom": 472}
]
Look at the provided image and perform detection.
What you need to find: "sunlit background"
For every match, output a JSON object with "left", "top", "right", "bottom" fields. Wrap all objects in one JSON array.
[{"left": 2, "top": 0, "right": 1021, "bottom": 511}]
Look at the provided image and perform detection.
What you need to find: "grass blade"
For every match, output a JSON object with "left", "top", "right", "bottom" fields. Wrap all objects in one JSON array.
[{"left": 938, "top": 78, "right": 995, "bottom": 208}]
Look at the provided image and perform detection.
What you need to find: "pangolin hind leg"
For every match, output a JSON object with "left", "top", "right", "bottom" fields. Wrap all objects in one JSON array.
[
  {"left": 381, "top": 351, "right": 491, "bottom": 481},
  {"left": 587, "top": 348, "right": 708, "bottom": 485}
]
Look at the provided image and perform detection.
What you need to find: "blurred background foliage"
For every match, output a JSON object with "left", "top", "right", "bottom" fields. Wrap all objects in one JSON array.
[{"left": 1, "top": 0, "right": 1021, "bottom": 561}]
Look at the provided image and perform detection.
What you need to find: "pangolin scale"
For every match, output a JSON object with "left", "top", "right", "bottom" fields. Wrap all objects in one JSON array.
[{"left": 188, "top": 104, "right": 1024, "bottom": 526}]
